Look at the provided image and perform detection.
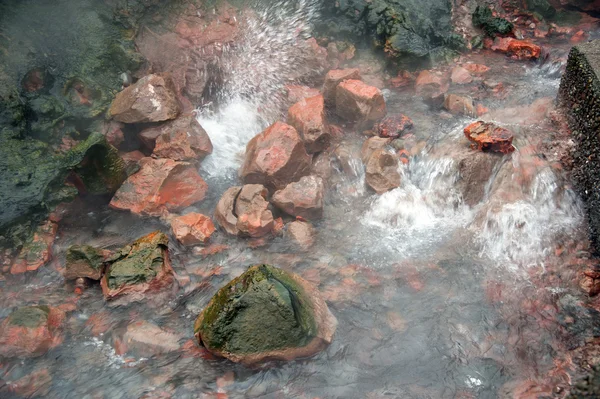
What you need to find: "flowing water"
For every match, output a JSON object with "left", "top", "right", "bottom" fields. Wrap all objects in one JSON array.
[{"left": 1, "top": 1, "right": 599, "bottom": 398}]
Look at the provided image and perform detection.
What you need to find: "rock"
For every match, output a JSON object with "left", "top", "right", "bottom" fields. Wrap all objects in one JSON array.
[
  {"left": 239, "top": 121, "right": 312, "bottom": 190},
  {"left": 463, "top": 64, "right": 490, "bottom": 75},
  {"left": 120, "top": 150, "right": 145, "bottom": 176},
  {"left": 286, "top": 221, "right": 315, "bottom": 249},
  {"left": 65, "top": 244, "right": 110, "bottom": 280},
  {"left": 143, "top": 115, "right": 213, "bottom": 161},
  {"left": 415, "top": 70, "right": 447, "bottom": 97},
  {"left": 464, "top": 121, "right": 515, "bottom": 154},
  {"left": 214, "top": 186, "right": 242, "bottom": 236},
  {"left": 102, "top": 121, "right": 125, "bottom": 148},
  {"left": 235, "top": 185, "right": 274, "bottom": 238},
  {"left": 109, "top": 74, "right": 180, "bottom": 124},
  {"left": 123, "top": 320, "right": 181, "bottom": 357},
  {"left": 110, "top": 157, "right": 207, "bottom": 216},
  {"left": 312, "top": 151, "right": 333, "bottom": 181},
  {"left": 322, "top": 68, "right": 361, "bottom": 106},
  {"left": 7, "top": 368, "right": 52, "bottom": 398},
  {"left": 10, "top": 220, "right": 57, "bottom": 274},
  {"left": 0, "top": 306, "right": 65, "bottom": 358},
  {"left": 443, "top": 94, "right": 476, "bottom": 117},
  {"left": 285, "top": 85, "right": 321, "bottom": 104},
  {"left": 374, "top": 115, "right": 413, "bottom": 139},
  {"left": 100, "top": 231, "right": 175, "bottom": 302},
  {"left": 361, "top": 136, "right": 391, "bottom": 164},
  {"left": 450, "top": 66, "right": 473, "bottom": 84},
  {"left": 491, "top": 38, "right": 541, "bottom": 60},
  {"left": 472, "top": 6, "right": 513, "bottom": 37},
  {"left": 194, "top": 264, "right": 337, "bottom": 365},
  {"left": 336, "top": 80, "right": 386, "bottom": 126},
  {"left": 287, "top": 95, "right": 331, "bottom": 154},
  {"left": 272, "top": 176, "right": 325, "bottom": 220},
  {"left": 365, "top": 149, "right": 401, "bottom": 194},
  {"left": 171, "top": 213, "right": 215, "bottom": 246},
  {"left": 457, "top": 151, "right": 503, "bottom": 206}
]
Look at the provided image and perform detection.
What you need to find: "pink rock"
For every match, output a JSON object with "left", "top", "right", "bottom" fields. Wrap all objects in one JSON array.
[
  {"left": 450, "top": 66, "right": 473, "bottom": 85},
  {"left": 285, "top": 85, "right": 321, "bottom": 104},
  {"left": 151, "top": 116, "right": 213, "bottom": 162},
  {"left": 109, "top": 74, "right": 180, "bottom": 124},
  {"left": 322, "top": 68, "right": 361, "bottom": 105},
  {"left": 171, "top": 213, "right": 216, "bottom": 245},
  {"left": 234, "top": 184, "right": 274, "bottom": 238},
  {"left": 415, "top": 70, "right": 447, "bottom": 97},
  {"left": 102, "top": 121, "right": 125, "bottom": 148},
  {"left": 286, "top": 220, "right": 315, "bottom": 249},
  {"left": 365, "top": 149, "right": 401, "bottom": 194},
  {"left": 123, "top": 320, "right": 181, "bottom": 357},
  {"left": 214, "top": 186, "right": 242, "bottom": 236},
  {"left": 287, "top": 94, "right": 331, "bottom": 154},
  {"left": 335, "top": 79, "right": 386, "bottom": 126},
  {"left": 272, "top": 175, "right": 325, "bottom": 220}
]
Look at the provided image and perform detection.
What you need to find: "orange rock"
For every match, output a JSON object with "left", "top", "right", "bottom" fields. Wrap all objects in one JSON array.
[
  {"left": 171, "top": 213, "right": 216, "bottom": 245},
  {"left": 336, "top": 79, "right": 386, "bottom": 125},
  {"left": 450, "top": 66, "right": 473, "bottom": 85},
  {"left": 507, "top": 40, "right": 541, "bottom": 60},
  {"left": 463, "top": 63, "right": 490, "bottom": 75},
  {"left": 476, "top": 104, "right": 489, "bottom": 116},
  {"left": 415, "top": 70, "right": 447, "bottom": 96},
  {"left": 287, "top": 94, "right": 331, "bottom": 153},
  {"left": 10, "top": 220, "right": 57, "bottom": 274},
  {"left": 464, "top": 121, "right": 515, "bottom": 154},
  {"left": 151, "top": 115, "right": 213, "bottom": 162},
  {"left": 374, "top": 115, "right": 413, "bottom": 138},
  {"left": 322, "top": 68, "right": 361, "bottom": 105},
  {"left": 285, "top": 85, "right": 321, "bottom": 104},
  {"left": 570, "top": 30, "right": 588, "bottom": 44}
]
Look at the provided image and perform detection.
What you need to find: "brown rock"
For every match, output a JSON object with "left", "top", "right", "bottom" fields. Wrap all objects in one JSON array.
[
  {"left": 235, "top": 184, "right": 274, "bottom": 238},
  {"left": 450, "top": 66, "right": 473, "bottom": 85},
  {"left": 312, "top": 151, "right": 333, "bottom": 181},
  {"left": 463, "top": 64, "right": 490, "bottom": 75},
  {"left": 285, "top": 85, "right": 321, "bottom": 104},
  {"left": 120, "top": 150, "right": 145, "bottom": 176},
  {"left": 336, "top": 80, "right": 386, "bottom": 126},
  {"left": 64, "top": 245, "right": 111, "bottom": 281},
  {"left": 443, "top": 94, "right": 476, "bottom": 117},
  {"left": 109, "top": 74, "right": 180, "bottom": 124},
  {"left": 464, "top": 121, "right": 515, "bottom": 154},
  {"left": 365, "top": 149, "right": 401, "bottom": 194},
  {"left": 123, "top": 320, "right": 181, "bottom": 357},
  {"left": 141, "top": 115, "right": 213, "bottom": 161},
  {"left": 361, "top": 136, "right": 391, "bottom": 164},
  {"left": 457, "top": 151, "right": 503, "bottom": 206},
  {"left": 171, "top": 213, "right": 216, "bottom": 245},
  {"left": 102, "top": 121, "right": 125, "bottom": 148},
  {"left": 415, "top": 70, "right": 447, "bottom": 97},
  {"left": 322, "top": 68, "right": 361, "bottom": 105},
  {"left": 287, "top": 94, "right": 331, "bottom": 153},
  {"left": 272, "top": 175, "right": 324, "bottom": 220},
  {"left": 374, "top": 115, "right": 413, "bottom": 139},
  {"left": 10, "top": 220, "right": 57, "bottom": 275},
  {"left": 286, "top": 220, "right": 315, "bottom": 249},
  {"left": 239, "top": 121, "right": 312, "bottom": 190},
  {"left": 214, "top": 186, "right": 242, "bottom": 235},
  {"left": 109, "top": 157, "right": 207, "bottom": 216}
]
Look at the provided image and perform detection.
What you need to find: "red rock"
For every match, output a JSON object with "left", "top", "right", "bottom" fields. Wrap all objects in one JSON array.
[
  {"left": 21, "top": 68, "right": 46, "bottom": 92},
  {"left": 171, "top": 213, "right": 215, "bottom": 245},
  {"left": 464, "top": 121, "right": 515, "bottom": 154},
  {"left": 285, "top": 85, "right": 321, "bottom": 104},
  {"left": 365, "top": 149, "right": 401, "bottom": 194},
  {"left": 109, "top": 74, "right": 180, "bottom": 124},
  {"left": 443, "top": 94, "right": 476, "bottom": 117},
  {"left": 10, "top": 220, "right": 57, "bottom": 274},
  {"left": 322, "top": 68, "right": 361, "bottom": 105},
  {"left": 234, "top": 184, "right": 274, "bottom": 238},
  {"left": 389, "top": 70, "right": 414, "bottom": 88},
  {"left": 361, "top": 136, "right": 391, "bottom": 164},
  {"left": 122, "top": 320, "right": 181, "bottom": 357},
  {"left": 214, "top": 186, "right": 242, "bottom": 235},
  {"left": 120, "top": 150, "right": 145, "bottom": 175},
  {"left": 8, "top": 368, "right": 52, "bottom": 397},
  {"left": 0, "top": 306, "right": 65, "bottom": 358},
  {"left": 570, "top": 30, "right": 588, "bottom": 44},
  {"left": 374, "top": 115, "right": 413, "bottom": 139},
  {"left": 492, "top": 38, "right": 541, "bottom": 60},
  {"left": 102, "top": 121, "right": 125, "bottom": 148},
  {"left": 463, "top": 64, "right": 490, "bottom": 75},
  {"left": 286, "top": 220, "right": 315, "bottom": 249},
  {"left": 151, "top": 116, "right": 213, "bottom": 162},
  {"left": 336, "top": 79, "right": 386, "bottom": 126},
  {"left": 110, "top": 157, "right": 207, "bottom": 216},
  {"left": 476, "top": 104, "right": 489, "bottom": 116},
  {"left": 450, "top": 66, "right": 473, "bottom": 84},
  {"left": 415, "top": 70, "right": 446, "bottom": 96},
  {"left": 239, "top": 121, "right": 312, "bottom": 190},
  {"left": 272, "top": 217, "right": 285, "bottom": 236},
  {"left": 287, "top": 94, "right": 331, "bottom": 154},
  {"left": 272, "top": 175, "right": 325, "bottom": 220}
]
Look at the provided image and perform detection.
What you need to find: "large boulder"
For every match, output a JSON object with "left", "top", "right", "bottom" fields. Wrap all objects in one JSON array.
[
  {"left": 100, "top": 231, "right": 175, "bottom": 302},
  {"left": 65, "top": 244, "right": 110, "bottom": 280},
  {"left": 272, "top": 176, "right": 325, "bottom": 220},
  {"left": 239, "top": 122, "right": 312, "bottom": 190},
  {"left": 171, "top": 213, "right": 215, "bottom": 246},
  {"left": 194, "top": 264, "right": 337, "bottom": 365},
  {"left": 0, "top": 306, "right": 65, "bottom": 358},
  {"left": 365, "top": 149, "right": 401, "bottom": 194},
  {"left": 287, "top": 95, "right": 331, "bottom": 154},
  {"left": 336, "top": 80, "right": 386, "bottom": 126},
  {"left": 109, "top": 74, "right": 180, "bottom": 124},
  {"left": 110, "top": 157, "right": 208, "bottom": 216}
]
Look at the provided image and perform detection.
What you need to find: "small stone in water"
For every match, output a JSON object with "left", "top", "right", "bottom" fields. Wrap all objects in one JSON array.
[{"left": 464, "top": 121, "right": 515, "bottom": 154}]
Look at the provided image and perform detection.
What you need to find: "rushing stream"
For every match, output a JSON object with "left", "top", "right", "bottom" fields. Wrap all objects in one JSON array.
[{"left": 1, "top": 1, "right": 600, "bottom": 398}]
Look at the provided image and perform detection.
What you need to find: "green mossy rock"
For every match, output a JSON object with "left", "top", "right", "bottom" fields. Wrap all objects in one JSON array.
[
  {"left": 65, "top": 244, "right": 107, "bottom": 280},
  {"left": 472, "top": 6, "right": 514, "bottom": 38},
  {"left": 195, "top": 264, "right": 337, "bottom": 365},
  {"left": 6, "top": 306, "right": 52, "bottom": 329}
]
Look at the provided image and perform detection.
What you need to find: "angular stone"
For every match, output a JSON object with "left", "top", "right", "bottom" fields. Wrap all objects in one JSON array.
[
  {"left": 286, "top": 221, "right": 315, "bottom": 249},
  {"left": 100, "top": 231, "right": 175, "bottom": 302},
  {"left": 0, "top": 306, "right": 65, "bottom": 358},
  {"left": 194, "top": 264, "right": 337, "bottom": 365},
  {"left": 365, "top": 149, "right": 401, "bottom": 194},
  {"left": 272, "top": 176, "right": 325, "bottom": 220},
  {"left": 143, "top": 115, "right": 213, "bottom": 161},
  {"left": 65, "top": 245, "right": 109, "bottom": 280},
  {"left": 415, "top": 70, "right": 447, "bottom": 97},
  {"left": 374, "top": 115, "right": 413, "bottom": 139},
  {"left": 336, "top": 80, "right": 386, "bottom": 125},
  {"left": 285, "top": 85, "right": 321, "bottom": 104},
  {"left": 109, "top": 74, "right": 180, "bottom": 124},
  {"left": 214, "top": 186, "right": 242, "bottom": 236},
  {"left": 239, "top": 121, "right": 312, "bottom": 190},
  {"left": 450, "top": 66, "right": 473, "bottom": 84},
  {"left": 123, "top": 320, "right": 181, "bottom": 357},
  {"left": 457, "top": 150, "right": 503, "bottom": 206},
  {"left": 10, "top": 220, "right": 57, "bottom": 275},
  {"left": 464, "top": 121, "right": 515, "bottom": 154},
  {"left": 322, "top": 68, "right": 361, "bottom": 105},
  {"left": 287, "top": 94, "right": 331, "bottom": 154},
  {"left": 235, "top": 184, "right": 274, "bottom": 238},
  {"left": 110, "top": 157, "right": 207, "bottom": 216},
  {"left": 171, "top": 213, "right": 216, "bottom": 246},
  {"left": 443, "top": 94, "right": 476, "bottom": 117},
  {"left": 361, "top": 137, "right": 391, "bottom": 164},
  {"left": 463, "top": 63, "right": 490, "bottom": 75}
]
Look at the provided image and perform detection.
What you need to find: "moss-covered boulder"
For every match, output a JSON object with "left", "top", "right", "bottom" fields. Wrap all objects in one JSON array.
[
  {"left": 100, "top": 231, "right": 175, "bottom": 302},
  {"left": 65, "top": 245, "right": 110, "bottom": 280},
  {"left": 0, "top": 305, "right": 66, "bottom": 358},
  {"left": 194, "top": 264, "right": 337, "bottom": 365},
  {"left": 472, "top": 6, "right": 513, "bottom": 38}
]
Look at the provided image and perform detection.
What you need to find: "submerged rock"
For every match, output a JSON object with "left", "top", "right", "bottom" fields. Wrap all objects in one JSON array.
[
  {"left": 361, "top": 137, "right": 391, "bottom": 164},
  {"left": 286, "top": 220, "right": 316, "bottom": 250},
  {"left": 100, "top": 231, "right": 175, "bottom": 302},
  {"left": 239, "top": 121, "right": 312, "bottom": 191},
  {"left": 285, "top": 85, "right": 321, "bottom": 104},
  {"left": 443, "top": 94, "right": 476, "bottom": 117},
  {"left": 171, "top": 213, "right": 215, "bottom": 246},
  {"left": 65, "top": 244, "right": 109, "bottom": 280},
  {"left": 0, "top": 306, "right": 65, "bottom": 358},
  {"left": 122, "top": 320, "right": 181, "bottom": 357},
  {"left": 194, "top": 264, "right": 337, "bottom": 365},
  {"left": 287, "top": 94, "right": 331, "bottom": 154},
  {"left": 109, "top": 74, "right": 180, "bottom": 124},
  {"left": 464, "top": 121, "right": 515, "bottom": 154},
  {"left": 336, "top": 80, "right": 386, "bottom": 126},
  {"left": 365, "top": 149, "right": 401, "bottom": 194},
  {"left": 272, "top": 176, "right": 325, "bottom": 220},
  {"left": 374, "top": 115, "right": 413, "bottom": 139}
]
